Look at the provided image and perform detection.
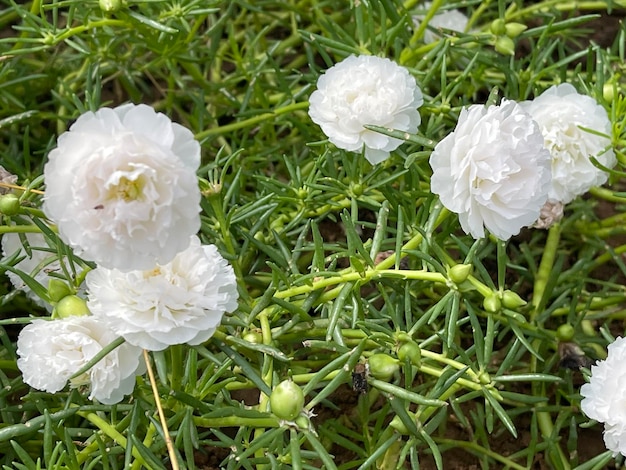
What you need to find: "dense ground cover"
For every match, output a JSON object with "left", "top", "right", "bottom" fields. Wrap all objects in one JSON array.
[{"left": 1, "top": 0, "right": 626, "bottom": 468}]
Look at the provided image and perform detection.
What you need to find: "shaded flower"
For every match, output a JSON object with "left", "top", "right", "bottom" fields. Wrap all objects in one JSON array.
[
  {"left": 429, "top": 99, "right": 551, "bottom": 240},
  {"left": 43, "top": 104, "right": 201, "bottom": 272},
  {"left": 532, "top": 199, "right": 564, "bottom": 230},
  {"left": 17, "top": 316, "right": 144, "bottom": 404},
  {"left": 86, "top": 235, "right": 239, "bottom": 351},
  {"left": 581, "top": 337, "right": 626, "bottom": 457},
  {"left": 413, "top": 2, "right": 469, "bottom": 44},
  {"left": 308, "top": 55, "right": 423, "bottom": 165},
  {"left": 520, "top": 84, "right": 615, "bottom": 204},
  {"left": 1, "top": 231, "right": 82, "bottom": 309}
]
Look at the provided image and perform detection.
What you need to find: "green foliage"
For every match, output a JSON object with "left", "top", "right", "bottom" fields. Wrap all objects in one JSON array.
[{"left": 1, "top": 0, "right": 626, "bottom": 468}]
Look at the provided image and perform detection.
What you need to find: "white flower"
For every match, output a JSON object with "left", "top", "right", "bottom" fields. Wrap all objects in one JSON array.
[
  {"left": 2, "top": 231, "right": 81, "bottom": 309},
  {"left": 429, "top": 99, "right": 552, "bottom": 240},
  {"left": 86, "top": 235, "right": 239, "bottom": 351},
  {"left": 308, "top": 55, "right": 423, "bottom": 165},
  {"left": 520, "top": 84, "right": 615, "bottom": 204},
  {"left": 413, "top": 2, "right": 469, "bottom": 44},
  {"left": 16, "top": 316, "right": 144, "bottom": 404},
  {"left": 43, "top": 103, "right": 202, "bottom": 272},
  {"left": 581, "top": 337, "right": 626, "bottom": 456}
]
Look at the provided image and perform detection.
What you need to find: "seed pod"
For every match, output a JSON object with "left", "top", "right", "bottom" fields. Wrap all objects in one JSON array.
[
  {"left": 397, "top": 341, "right": 421, "bottom": 367},
  {"left": 270, "top": 380, "right": 305, "bottom": 421},
  {"left": 0, "top": 194, "right": 20, "bottom": 216},
  {"left": 368, "top": 353, "right": 399, "bottom": 381}
]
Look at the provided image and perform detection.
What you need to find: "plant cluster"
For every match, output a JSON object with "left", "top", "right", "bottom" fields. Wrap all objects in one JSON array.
[{"left": 0, "top": 1, "right": 626, "bottom": 469}]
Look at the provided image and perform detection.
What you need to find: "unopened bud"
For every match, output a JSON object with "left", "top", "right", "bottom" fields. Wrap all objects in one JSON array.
[
  {"left": 0, "top": 194, "right": 20, "bottom": 216},
  {"left": 490, "top": 18, "right": 506, "bottom": 36},
  {"left": 501, "top": 290, "right": 527, "bottom": 309},
  {"left": 368, "top": 353, "right": 399, "bottom": 381},
  {"left": 483, "top": 293, "right": 501, "bottom": 313},
  {"left": 505, "top": 22, "right": 527, "bottom": 38},
  {"left": 495, "top": 36, "right": 515, "bottom": 56},
  {"left": 448, "top": 264, "right": 472, "bottom": 284},
  {"left": 55, "top": 295, "right": 90, "bottom": 318},
  {"left": 99, "top": 0, "right": 122, "bottom": 12}
]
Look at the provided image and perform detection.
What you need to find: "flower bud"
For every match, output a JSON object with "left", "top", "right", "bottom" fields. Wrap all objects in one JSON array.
[
  {"left": 581, "top": 320, "right": 595, "bottom": 337},
  {"left": 397, "top": 341, "right": 421, "bottom": 367},
  {"left": 504, "top": 22, "right": 527, "bottom": 38},
  {"left": 495, "top": 36, "right": 515, "bottom": 56},
  {"left": 490, "top": 18, "right": 506, "bottom": 36},
  {"left": 0, "top": 193, "right": 20, "bottom": 216},
  {"left": 556, "top": 324, "right": 575, "bottom": 342},
  {"left": 447, "top": 264, "right": 472, "bottom": 284},
  {"left": 501, "top": 290, "right": 527, "bottom": 309},
  {"left": 478, "top": 370, "right": 491, "bottom": 385},
  {"left": 390, "top": 412, "right": 416, "bottom": 435},
  {"left": 54, "top": 295, "right": 90, "bottom": 319},
  {"left": 99, "top": 0, "right": 122, "bottom": 12},
  {"left": 368, "top": 353, "right": 399, "bottom": 381},
  {"left": 270, "top": 380, "right": 305, "bottom": 421},
  {"left": 483, "top": 293, "right": 501, "bottom": 313},
  {"left": 603, "top": 82, "right": 615, "bottom": 102},
  {"left": 48, "top": 279, "right": 72, "bottom": 303}
]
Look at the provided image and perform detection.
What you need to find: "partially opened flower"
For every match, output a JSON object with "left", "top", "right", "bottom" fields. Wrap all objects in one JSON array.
[
  {"left": 308, "top": 55, "right": 423, "bottom": 165},
  {"left": 17, "top": 316, "right": 144, "bottom": 404},
  {"left": 429, "top": 99, "right": 551, "bottom": 240},
  {"left": 581, "top": 337, "right": 626, "bottom": 456},
  {"left": 520, "top": 84, "right": 615, "bottom": 204},
  {"left": 86, "top": 235, "right": 239, "bottom": 351},
  {"left": 43, "top": 103, "right": 202, "bottom": 272},
  {"left": 2, "top": 231, "right": 82, "bottom": 309},
  {"left": 413, "top": 2, "right": 469, "bottom": 44}
]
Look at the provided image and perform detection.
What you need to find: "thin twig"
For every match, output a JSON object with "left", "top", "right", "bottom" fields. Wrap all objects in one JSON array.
[{"left": 143, "top": 349, "right": 179, "bottom": 470}]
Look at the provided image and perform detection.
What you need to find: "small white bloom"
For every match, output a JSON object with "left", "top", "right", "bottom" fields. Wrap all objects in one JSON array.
[
  {"left": 43, "top": 103, "right": 202, "bottom": 272},
  {"left": 520, "top": 84, "right": 615, "bottom": 204},
  {"left": 413, "top": 2, "right": 469, "bottom": 44},
  {"left": 17, "top": 316, "right": 144, "bottom": 404},
  {"left": 0, "top": 165, "right": 17, "bottom": 194},
  {"left": 308, "top": 55, "right": 423, "bottom": 165},
  {"left": 581, "top": 337, "right": 626, "bottom": 456},
  {"left": 429, "top": 99, "right": 552, "bottom": 240},
  {"left": 2, "top": 231, "right": 81, "bottom": 309},
  {"left": 86, "top": 235, "right": 239, "bottom": 351}
]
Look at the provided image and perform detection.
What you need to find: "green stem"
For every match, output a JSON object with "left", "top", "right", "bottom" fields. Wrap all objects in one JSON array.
[
  {"left": 195, "top": 101, "right": 309, "bottom": 140},
  {"left": 531, "top": 223, "right": 561, "bottom": 318},
  {"left": 433, "top": 437, "right": 527, "bottom": 470}
]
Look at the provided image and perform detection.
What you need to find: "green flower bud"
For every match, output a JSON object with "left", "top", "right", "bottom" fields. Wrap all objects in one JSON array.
[
  {"left": 495, "top": 36, "right": 515, "bottom": 56},
  {"left": 389, "top": 414, "right": 410, "bottom": 435},
  {"left": 0, "top": 194, "right": 20, "bottom": 216},
  {"left": 603, "top": 83, "right": 615, "bottom": 102},
  {"left": 581, "top": 320, "right": 595, "bottom": 337},
  {"left": 478, "top": 370, "right": 491, "bottom": 385},
  {"left": 504, "top": 22, "right": 527, "bottom": 38},
  {"left": 448, "top": 264, "right": 472, "bottom": 284},
  {"left": 99, "top": 0, "right": 122, "bottom": 13},
  {"left": 48, "top": 279, "right": 72, "bottom": 303},
  {"left": 368, "top": 353, "right": 399, "bottom": 381},
  {"left": 501, "top": 290, "right": 527, "bottom": 309},
  {"left": 295, "top": 415, "right": 310, "bottom": 431},
  {"left": 556, "top": 324, "right": 575, "bottom": 342},
  {"left": 490, "top": 18, "right": 506, "bottom": 36},
  {"left": 55, "top": 295, "right": 90, "bottom": 319},
  {"left": 397, "top": 341, "right": 421, "bottom": 367},
  {"left": 270, "top": 380, "right": 305, "bottom": 421},
  {"left": 483, "top": 293, "right": 501, "bottom": 313}
]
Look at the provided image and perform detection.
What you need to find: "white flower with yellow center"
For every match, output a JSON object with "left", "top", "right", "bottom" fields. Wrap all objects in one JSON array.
[{"left": 43, "top": 103, "right": 201, "bottom": 272}]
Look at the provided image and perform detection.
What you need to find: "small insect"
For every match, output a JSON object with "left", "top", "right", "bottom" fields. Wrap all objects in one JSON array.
[
  {"left": 93, "top": 204, "right": 104, "bottom": 210},
  {"left": 352, "top": 362, "right": 369, "bottom": 394}
]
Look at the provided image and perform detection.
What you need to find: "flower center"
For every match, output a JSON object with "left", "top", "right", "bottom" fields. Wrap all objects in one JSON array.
[{"left": 109, "top": 175, "right": 145, "bottom": 202}]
